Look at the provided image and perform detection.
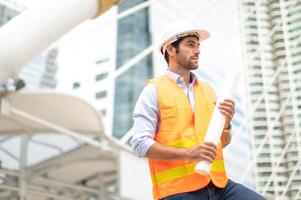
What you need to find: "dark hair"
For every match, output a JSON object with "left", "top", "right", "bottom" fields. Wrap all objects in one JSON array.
[{"left": 164, "top": 37, "right": 183, "bottom": 64}]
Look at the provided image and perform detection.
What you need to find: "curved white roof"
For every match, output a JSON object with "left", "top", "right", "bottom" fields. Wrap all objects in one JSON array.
[
  {"left": 0, "top": 91, "right": 131, "bottom": 200},
  {"left": 0, "top": 91, "right": 104, "bottom": 135}
]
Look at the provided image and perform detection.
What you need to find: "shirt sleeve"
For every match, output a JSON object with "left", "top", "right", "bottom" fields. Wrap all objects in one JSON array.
[{"left": 130, "top": 83, "right": 159, "bottom": 157}]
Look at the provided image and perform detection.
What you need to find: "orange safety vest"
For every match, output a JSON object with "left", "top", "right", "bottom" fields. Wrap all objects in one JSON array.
[{"left": 148, "top": 75, "right": 228, "bottom": 200}]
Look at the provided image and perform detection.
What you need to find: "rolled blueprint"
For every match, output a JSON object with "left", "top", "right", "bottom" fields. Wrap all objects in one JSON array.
[{"left": 195, "top": 70, "right": 240, "bottom": 175}]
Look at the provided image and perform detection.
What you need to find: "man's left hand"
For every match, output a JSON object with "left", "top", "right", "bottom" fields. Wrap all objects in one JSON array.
[{"left": 218, "top": 98, "right": 235, "bottom": 128}]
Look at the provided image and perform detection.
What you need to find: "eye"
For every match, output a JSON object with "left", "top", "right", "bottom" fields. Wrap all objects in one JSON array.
[{"left": 188, "top": 43, "right": 195, "bottom": 47}]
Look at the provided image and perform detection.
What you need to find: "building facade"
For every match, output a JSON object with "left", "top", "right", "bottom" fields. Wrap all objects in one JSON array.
[
  {"left": 240, "top": 0, "right": 301, "bottom": 199},
  {"left": 113, "top": 0, "right": 153, "bottom": 139}
]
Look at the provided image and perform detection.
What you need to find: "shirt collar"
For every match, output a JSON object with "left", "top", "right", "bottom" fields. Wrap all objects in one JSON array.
[{"left": 165, "top": 70, "right": 198, "bottom": 85}]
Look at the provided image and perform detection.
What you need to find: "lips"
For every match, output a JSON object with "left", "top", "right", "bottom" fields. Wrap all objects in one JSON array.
[{"left": 191, "top": 57, "right": 199, "bottom": 60}]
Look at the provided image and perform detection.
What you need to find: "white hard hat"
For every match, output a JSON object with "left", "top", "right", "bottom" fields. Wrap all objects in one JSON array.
[{"left": 159, "top": 20, "right": 210, "bottom": 55}]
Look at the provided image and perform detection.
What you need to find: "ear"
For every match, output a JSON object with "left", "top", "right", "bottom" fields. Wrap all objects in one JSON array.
[{"left": 166, "top": 45, "right": 176, "bottom": 57}]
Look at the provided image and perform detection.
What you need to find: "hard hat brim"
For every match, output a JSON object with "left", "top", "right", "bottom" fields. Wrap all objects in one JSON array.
[{"left": 160, "top": 29, "right": 210, "bottom": 54}]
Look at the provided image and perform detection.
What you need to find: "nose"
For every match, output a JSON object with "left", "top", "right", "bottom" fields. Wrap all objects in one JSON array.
[{"left": 195, "top": 47, "right": 200, "bottom": 55}]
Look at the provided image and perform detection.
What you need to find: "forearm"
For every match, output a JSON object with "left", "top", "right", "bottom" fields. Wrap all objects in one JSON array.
[
  {"left": 145, "top": 141, "right": 217, "bottom": 163},
  {"left": 221, "top": 123, "right": 231, "bottom": 148},
  {"left": 221, "top": 130, "right": 231, "bottom": 148},
  {"left": 145, "top": 142, "right": 189, "bottom": 160}
]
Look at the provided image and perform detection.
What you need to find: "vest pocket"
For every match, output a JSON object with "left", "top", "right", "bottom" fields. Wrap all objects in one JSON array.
[{"left": 159, "top": 107, "right": 177, "bottom": 132}]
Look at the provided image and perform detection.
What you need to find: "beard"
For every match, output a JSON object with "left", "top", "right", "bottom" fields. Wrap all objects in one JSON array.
[{"left": 177, "top": 56, "right": 199, "bottom": 70}]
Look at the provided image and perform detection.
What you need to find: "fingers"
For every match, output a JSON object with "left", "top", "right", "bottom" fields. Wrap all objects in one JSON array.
[
  {"left": 219, "top": 110, "right": 233, "bottom": 122},
  {"left": 200, "top": 142, "right": 217, "bottom": 163},
  {"left": 203, "top": 142, "right": 217, "bottom": 151},
  {"left": 223, "top": 98, "right": 235, "bottom": 105},
  {"left": 219, "top": 99, "right": 235, "bottom": 111},
  {"left": 218, "top": 99, "right": 235, "bottom": 122},
  {"left": 188, "top": 142, "right": 217, "bottom": 162}
]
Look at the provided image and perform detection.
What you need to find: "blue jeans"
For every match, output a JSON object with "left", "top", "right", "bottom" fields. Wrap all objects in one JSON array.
[{"left": 162, "top": 180, "right": 266, "bottom": 200}]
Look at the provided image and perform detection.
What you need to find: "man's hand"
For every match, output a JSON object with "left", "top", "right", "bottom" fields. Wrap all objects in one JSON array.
[
  {"left": 187, "top": 142, "right": 217, "bottom": 163},
  {"left": 218, "top": 98, "right": 235, "bottom": 147},
  {"left": 218, "top": 98, "right": 235, "bottom": 128}
]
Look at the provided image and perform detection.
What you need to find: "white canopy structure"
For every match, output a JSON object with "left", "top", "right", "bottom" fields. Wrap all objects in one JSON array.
[
  {"left": 0, "top": 91, "right": 105, "bottom": 135},
  {"left": 0, "top": 91, "right": 131, "bottom": 200}
]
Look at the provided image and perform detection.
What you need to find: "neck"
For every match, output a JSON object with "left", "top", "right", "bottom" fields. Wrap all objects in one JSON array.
[{"left": 168, "top": 63, "right": 190, "bottom": 86}]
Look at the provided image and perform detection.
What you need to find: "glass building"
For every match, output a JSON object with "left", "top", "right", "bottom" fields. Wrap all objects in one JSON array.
[
  {"left": 113, "top": 0, "right": 153, "bottom": 138},
  {"left": 240, "top": 0, "right": 301, "bottom": 199}
]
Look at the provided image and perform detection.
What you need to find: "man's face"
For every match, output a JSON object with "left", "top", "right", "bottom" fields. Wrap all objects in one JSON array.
[{"left": 175, "top": 36, "right": 200, "bottom": 70}]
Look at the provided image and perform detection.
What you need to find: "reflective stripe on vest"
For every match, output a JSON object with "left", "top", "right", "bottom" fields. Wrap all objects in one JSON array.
[
  {"left": 148, "top": 75, "right": 228, "bottom": 200},
  {"left": 151, "top": 160, "right": 225, "bottom": 185}
]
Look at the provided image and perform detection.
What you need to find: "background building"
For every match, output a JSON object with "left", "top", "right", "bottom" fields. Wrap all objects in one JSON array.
[
  {"left": 113, "top": 0, "right": 153, "bottom": 139},
  {"left": 240, "top": 0, "right": 301, "bottom": 199},
  {"left": 54, "top": 5, "right": 118, "bottom": 134}
]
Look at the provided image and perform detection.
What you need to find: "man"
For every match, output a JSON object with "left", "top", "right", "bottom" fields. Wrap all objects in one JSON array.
[{"left": 130, "top": 21, "right": 265, "bottom": 200}]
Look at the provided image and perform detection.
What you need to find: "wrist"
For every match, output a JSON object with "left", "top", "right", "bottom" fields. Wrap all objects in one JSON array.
[
  {"left": 224, "top": 122, "right": 231, "bottom": 130},
  {"left": 222, "top": 124, "right": 232, "bottom": 148},
  {"left": 181, "top": 148, "right": 191, "bottom": 160}
]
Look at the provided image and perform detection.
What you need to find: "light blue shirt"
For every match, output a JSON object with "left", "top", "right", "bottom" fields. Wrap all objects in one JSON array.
[{"left": 130, "top": 70, "right": 197, "bottom": 157}]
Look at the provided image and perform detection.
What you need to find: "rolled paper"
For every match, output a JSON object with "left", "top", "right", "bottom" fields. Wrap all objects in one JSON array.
[{"left": 195, "top": 70, "right": 240, "bottom": 175}]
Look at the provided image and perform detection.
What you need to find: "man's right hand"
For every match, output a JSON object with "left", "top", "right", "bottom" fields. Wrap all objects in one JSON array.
[{"left": 186, "top": 142, "right": 217, "bottom": 163}]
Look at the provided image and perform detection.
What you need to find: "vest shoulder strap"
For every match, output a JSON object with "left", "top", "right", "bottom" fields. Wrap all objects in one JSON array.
[
  {"left": 198, "top": 81, "right": 217, "bottom": 104},
  {"left": 148, "top": 76, "right": 165, "bottom": 85}
]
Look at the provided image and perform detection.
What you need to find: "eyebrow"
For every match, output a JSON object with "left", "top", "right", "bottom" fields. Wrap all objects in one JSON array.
[{"left": 186, "top": 40, "right": 200, "bottom": 45}]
